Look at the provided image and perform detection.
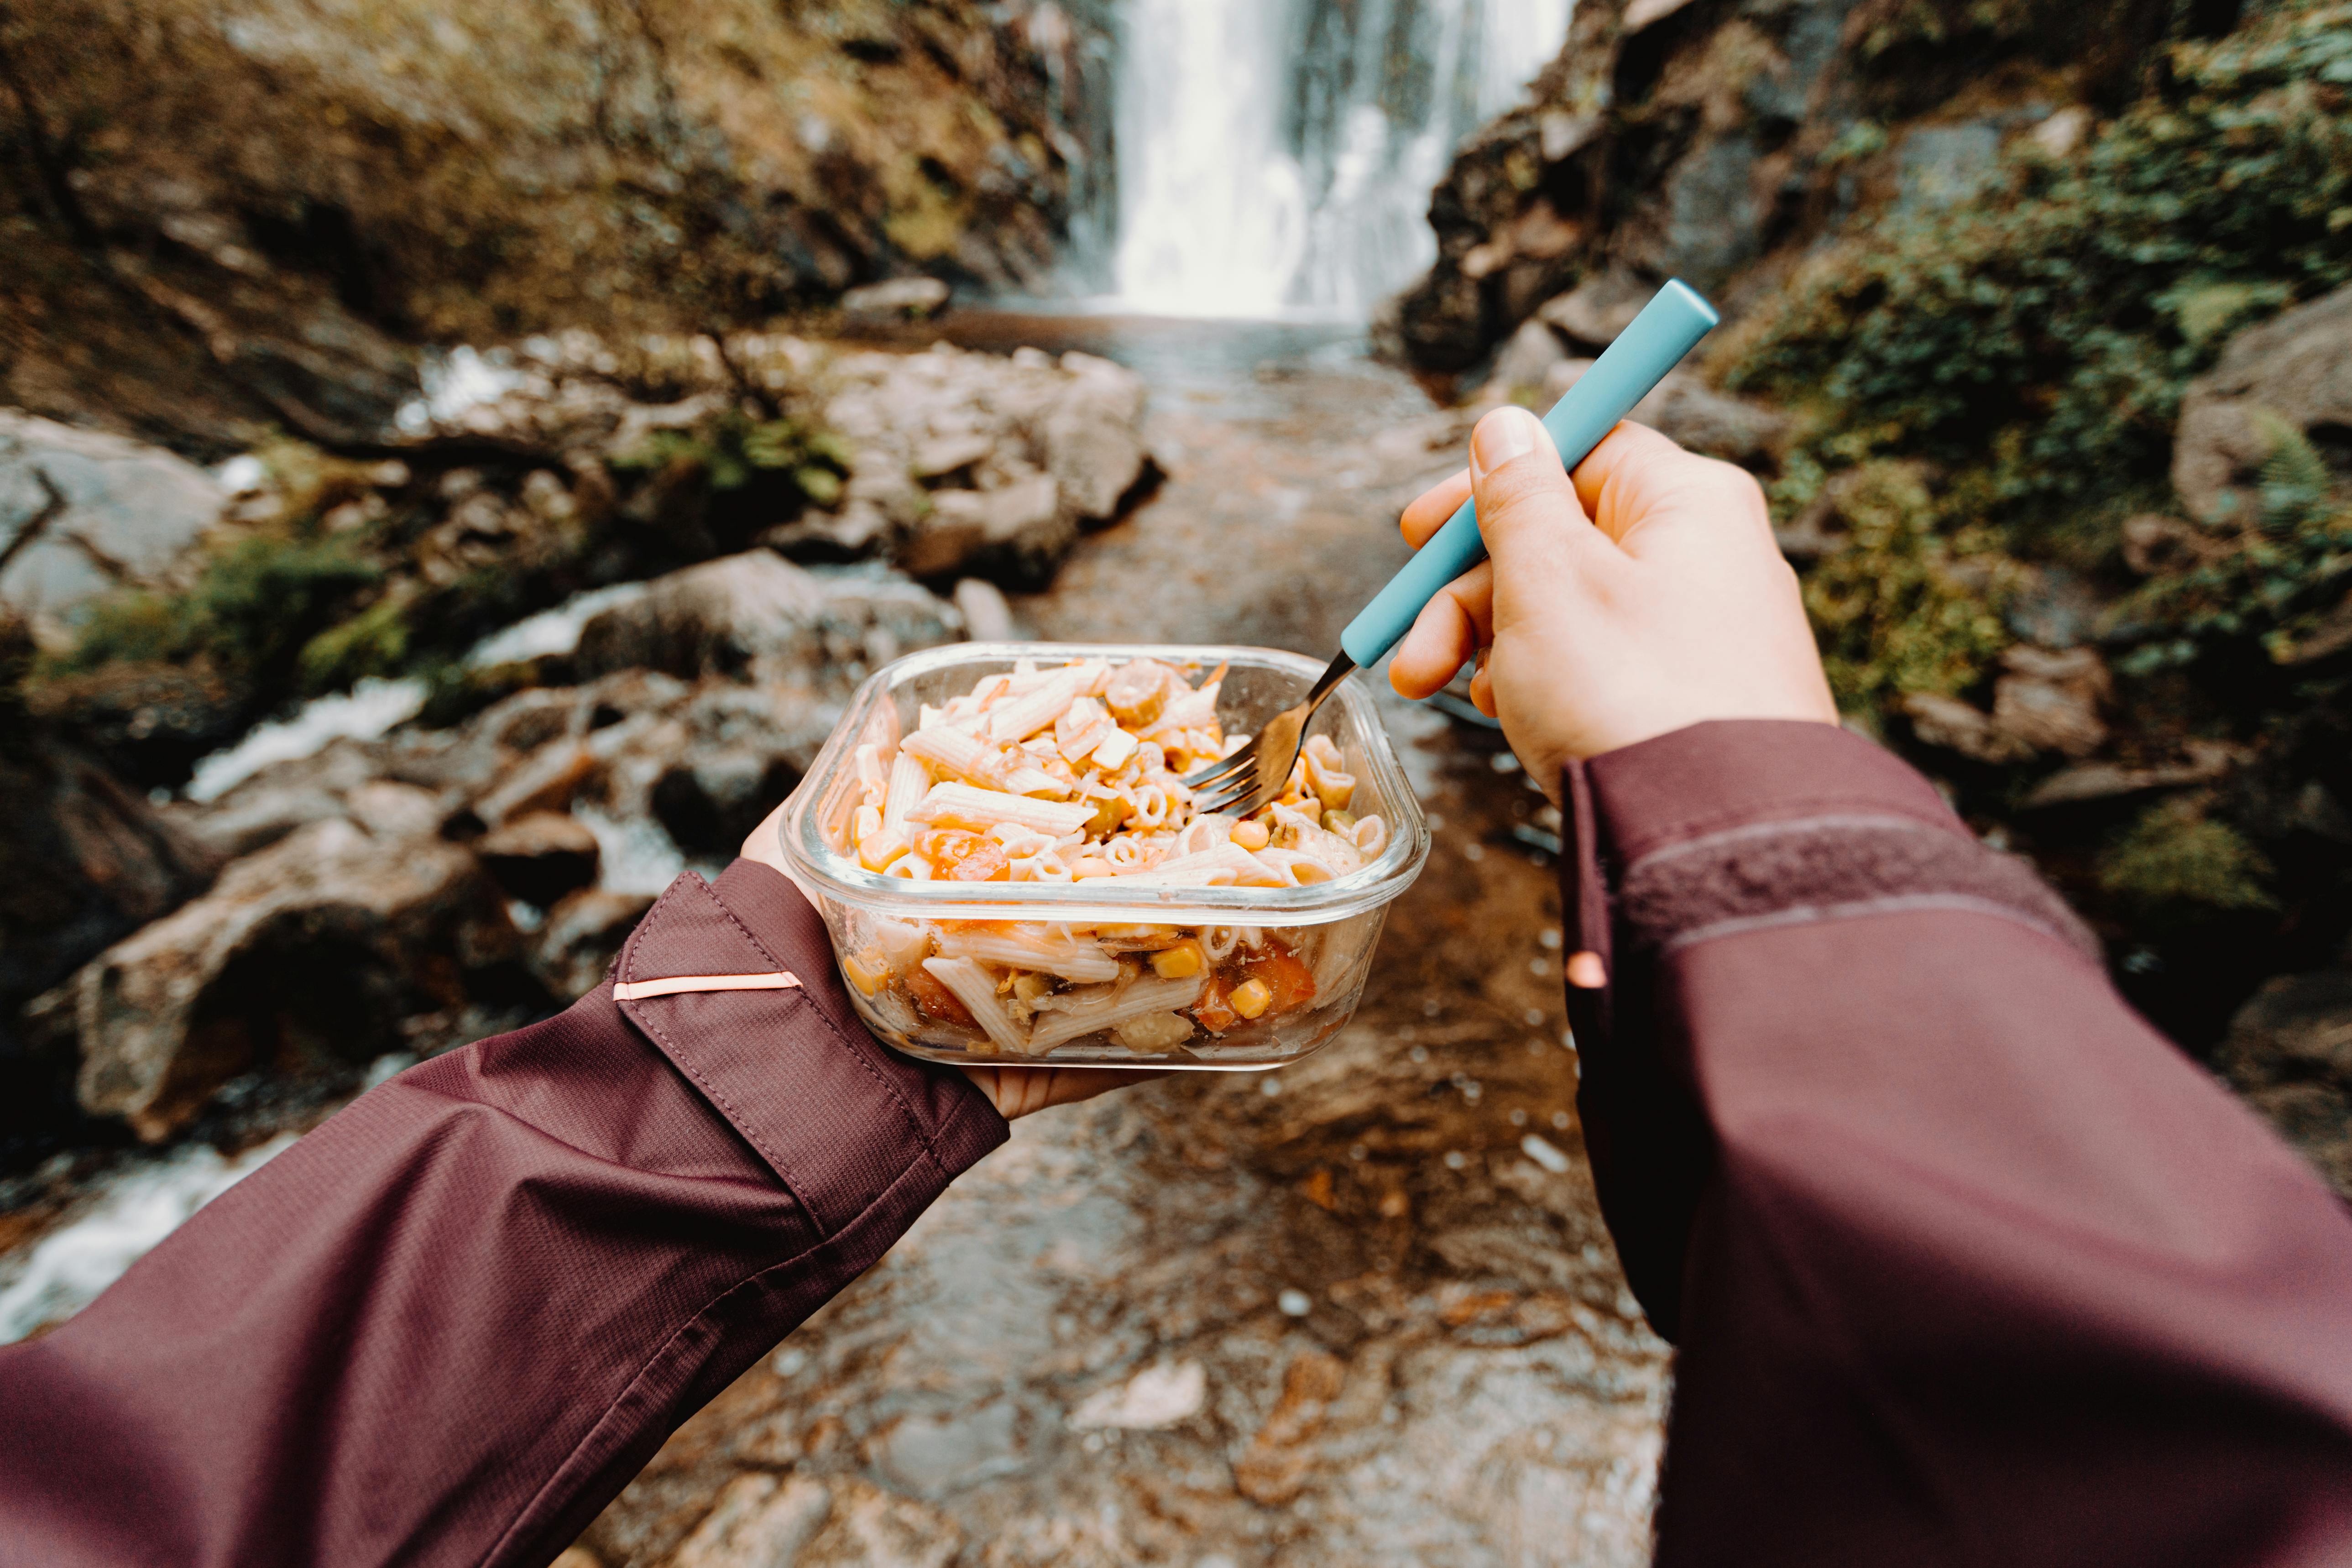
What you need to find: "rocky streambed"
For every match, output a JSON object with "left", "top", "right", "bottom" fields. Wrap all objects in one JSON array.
[{"left": 0, "top": 320, "right": 1671, "bottom": 1564}]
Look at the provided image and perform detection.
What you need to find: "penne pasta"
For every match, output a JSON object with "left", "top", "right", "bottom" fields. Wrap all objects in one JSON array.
[{"left": 907, "top": 782, "right": 1096, "bottom": 836}]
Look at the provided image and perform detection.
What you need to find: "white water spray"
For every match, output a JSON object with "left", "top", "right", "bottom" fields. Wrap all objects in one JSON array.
[{"left": 1112, "top": 0, "right": 1573, "bottom": 319}]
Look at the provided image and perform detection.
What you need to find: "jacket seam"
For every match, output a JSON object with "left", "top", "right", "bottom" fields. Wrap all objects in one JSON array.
[
  {"left": 1662, "top": 896, "right": 2108, "bottom": 972},
  {"left": 1605, "top": 794, "right": 1958, "bottom": 865},
  {"left": 626, "top": 872, "right": 962, "bottom": 1180}
]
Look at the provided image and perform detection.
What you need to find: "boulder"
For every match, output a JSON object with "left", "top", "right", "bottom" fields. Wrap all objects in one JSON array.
[
  {"left": 531, "top": 889, "right": 656, "bottom": 1001},
  {"left": 1537, "top": 272, "right": 1651, "bottom": 350},
  {"left": 2174, "top": 283, "right": 2352, "bottom": 524},
  {"left": 571, "top": 553, "right": 958, "bottom": 688},
  {"left": 2217, "top": 963, "right": 2352, "bottom": 1200},
  {"left": 0, "top": 414, "right": 225, "bottom": 637},
  {"left": 1903, "top": 646, "right": 2112, "bottom": 765},
  {"left": 66, "top": 818, "right": 524, "bottom": 1140},
  {"left": 475, "top": 811, "right": 601, "bottom": 907},
  {"left": 1480, "top": 320, "right": 1573, "bottom": 403}
]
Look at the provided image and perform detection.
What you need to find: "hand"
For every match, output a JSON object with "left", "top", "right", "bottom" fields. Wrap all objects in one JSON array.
[
  {"left": 739, "top": 796, "right": 1163, "bottom": 1121},
  {"left": 1388, "top": 409, "right": 1837, "bottom": 799}
]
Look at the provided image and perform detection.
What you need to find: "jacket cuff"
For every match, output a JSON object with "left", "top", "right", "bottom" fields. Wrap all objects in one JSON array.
[
  {"left": 612, "top": 860, "right": 1007, "bottom": 1235},
  {"left": 1583, "top": 719, "right": 2099, "bottom": 962}
]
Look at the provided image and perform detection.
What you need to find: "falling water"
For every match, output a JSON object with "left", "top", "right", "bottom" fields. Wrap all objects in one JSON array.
[{"left": 1111, "top": 0, "right": 1573, "bottom": 319}]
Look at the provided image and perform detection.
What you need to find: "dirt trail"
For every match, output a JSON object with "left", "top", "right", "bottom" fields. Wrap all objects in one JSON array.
[{"left": 583, "top": 323, "right": 1670, "bottom": 1568}]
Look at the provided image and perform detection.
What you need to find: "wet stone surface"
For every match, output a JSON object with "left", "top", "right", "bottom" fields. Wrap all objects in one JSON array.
[{"left": 580, "top": 324, "right": 1668, "bottom": 1568}]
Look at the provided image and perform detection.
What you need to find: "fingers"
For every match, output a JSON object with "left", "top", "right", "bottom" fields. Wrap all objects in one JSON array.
[
  {"left": 1568, "top": 421, "right": 1771, "bottom": 553},
  {"left": 1464, "top": 407, "right": 1602, "bottom": 568},
  {"left": 1387, "top": 561, "right": 1493, "bottom": 699},
  {"left": 962, "top": 1066, "right": 1163, "bottom": 1120},
  {"left": 1400, "top": 468, "right": 1473, "bottom": 549}
]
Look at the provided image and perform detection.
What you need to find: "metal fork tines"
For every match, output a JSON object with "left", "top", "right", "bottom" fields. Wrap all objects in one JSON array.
[{"left": 1181, "top": 652, "right": 1357, "bottom": 818}]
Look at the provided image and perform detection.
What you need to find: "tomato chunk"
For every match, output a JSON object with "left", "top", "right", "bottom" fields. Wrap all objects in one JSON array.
[
  {"left": 905, "top": 966, "right": 975, "bottom": 1027},
  {"left": 1240, "top": 944, "right": 1317, "bottom": 1014}
]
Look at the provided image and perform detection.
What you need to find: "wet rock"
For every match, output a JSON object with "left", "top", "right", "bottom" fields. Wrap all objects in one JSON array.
[
  {"left": 21, "top": 662, "right": 251, "bottom": 790},
  {"left": 1232, "top": 1350, "right": 1347, "bottom": 1505},
  {"left": 803, "top": 1476, "right": 962, "bottom": 1568},
  {"left": 0, "top": 414, "right": 225, "bottom": 637},
  {"left": 343, "top": 781, "right": 444, "bottom": 842},
  {"left": 2174, "top": 282, "right": 2352, "bottom": 524},
  {"left": 874, "top": 1401, "right": 1026, "bottom": 1499},
  {"left": 172, "top": 738, "right": 389, "bottom": 860},
  {"left": 475, "top": 812, "right": 601, "bottom": 907},
  {"left": 473, "top": 739, "right": 600, "bottom": 828},
  {"left": 902, "top": 476, "right": 1068, "bottom": 580},
  {"left": 1894, "top": 122, "right": 2006, "bottom": 214},
  {"left": 571, "top": 553, "right": 957, "bottom": 689},
  {"left": 2217, "top": 963, "right": 2352, "bottom": 1199},
  {"left": 65, "top": 818, "right": 525, "bottom": 1140},
  {"left": 1040, "top": 354, "right": 1152, "bottom": 523},
  {"left": 653, "top": 752, "right": 802, "bottom": 861},
  {"left": 671, "top": 1474, "right": 832, "bottom": 1568},
  {"left": 841, "top": 278, "right": 953, "bottom": 320},
  {"left": 531, "top": 889, "right": 655, "bottom": 1001}
]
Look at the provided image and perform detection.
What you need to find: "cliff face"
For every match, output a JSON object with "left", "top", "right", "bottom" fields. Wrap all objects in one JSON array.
[
  {"left": 0, "top": 0, "right": 1092, "bottom": 452},
  {"left": 1389, "top": 0, "right": 2352, "bottom": 1133},
  {"left": 1387, "top": 0, "right": 2183, "bottom": 370}
]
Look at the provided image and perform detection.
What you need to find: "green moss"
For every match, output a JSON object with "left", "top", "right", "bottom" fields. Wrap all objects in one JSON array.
[
  {"left": 2097, "top": 797, "right": 2278, "bottom": 915},
  {"left": 298, "top": 591, "right": 415, "bottom": 694},
  {"left": 610, "top": 407, "right": 849, "bottom": 505},
  {"left": 1794, "top": 461, "right": 2021, "bottom": 706},
  {"left": 56, "top": 532, "right": 385, "bottom": 680}
]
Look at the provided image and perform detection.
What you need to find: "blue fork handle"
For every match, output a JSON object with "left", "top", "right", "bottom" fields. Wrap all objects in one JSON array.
[{"left": 1338, "top": 278, "right": 1721, "bottom": 669}]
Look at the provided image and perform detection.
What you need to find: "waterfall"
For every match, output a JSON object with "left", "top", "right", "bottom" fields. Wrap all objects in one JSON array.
[{"left": 1109, "top": 0, "right": 1573, "bottom": 319}]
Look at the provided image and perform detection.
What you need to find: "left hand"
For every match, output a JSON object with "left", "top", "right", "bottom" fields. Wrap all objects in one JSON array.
[{"left": 739, "top": 793, "right": 1165, "bottom": 1121}]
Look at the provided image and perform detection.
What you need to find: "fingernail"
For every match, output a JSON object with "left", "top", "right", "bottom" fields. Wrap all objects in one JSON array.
[{"left": 1471, "top": 406, "right": 1539, "bottom": 480}]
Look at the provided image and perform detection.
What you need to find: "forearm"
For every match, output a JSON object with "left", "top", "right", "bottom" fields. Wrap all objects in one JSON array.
[
  {"left": 1563, "top": 721, "right": 2352, "bottom": 1563},
  {"left": 0, "top": 860, "right": 1005, "bottom": 1568}
]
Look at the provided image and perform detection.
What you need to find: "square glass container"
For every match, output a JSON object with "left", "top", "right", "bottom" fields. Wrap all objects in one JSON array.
[{"left": 778, "top": 643, "right": 1431, "bottom": 1070}]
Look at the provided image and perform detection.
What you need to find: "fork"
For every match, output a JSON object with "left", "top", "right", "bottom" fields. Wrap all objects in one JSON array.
[{"left": 1181, "top": 279, "right": 1721, "bottom": 818}]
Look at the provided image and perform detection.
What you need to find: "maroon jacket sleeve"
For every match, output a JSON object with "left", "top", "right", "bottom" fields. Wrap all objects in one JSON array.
[
  {"left": 1560, "top": 720, "right": 2352, "bottom": 1565},
  {"left": 0, "top": 859, "right": 1006, "bottom": 1568}
]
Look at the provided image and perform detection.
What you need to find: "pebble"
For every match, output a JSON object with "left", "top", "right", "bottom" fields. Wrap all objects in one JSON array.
[{"left": 1277, "top": 1288, "right": 1312, "bottom": 1317}]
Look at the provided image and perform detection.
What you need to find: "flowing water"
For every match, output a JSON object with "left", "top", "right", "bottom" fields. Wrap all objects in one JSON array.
[{"left": 1108, "top": 0, "right": 1572, "bottom": 317}]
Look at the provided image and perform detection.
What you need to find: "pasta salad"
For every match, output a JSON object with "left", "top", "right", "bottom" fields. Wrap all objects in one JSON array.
[{"left": 826, "top": 655, "right": 1392, "bottom": 1058}]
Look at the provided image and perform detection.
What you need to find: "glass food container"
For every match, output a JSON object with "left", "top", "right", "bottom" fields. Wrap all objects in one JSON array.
[{"left": 778, "top": 643, "right": 1431, "bottom": 1070}]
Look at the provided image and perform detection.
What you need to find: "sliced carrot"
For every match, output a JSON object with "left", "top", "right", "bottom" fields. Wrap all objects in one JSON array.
[{"left": 1193, "top": 977, "right": 1237, "bottom": 1034}]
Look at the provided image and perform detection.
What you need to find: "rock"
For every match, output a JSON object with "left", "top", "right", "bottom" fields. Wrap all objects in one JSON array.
[
  {"left": 1537, "top": 272, "right": 1651, "bottom": 350},
  {"left": 951, "top": 578, "right": 1017, "bottom": 641},
  {"left": 2021, "top": 741, "right": 2240, "bottom": 809},
  {"left": 1990, "top": 645, "right": 2110, "bottom": 758},
  {"left": 1542, "top": 361, "right": 1790, "bottom": 465},
  {"left": 2217, "top": 963, "right": 2352, "bottom": 1199},
  {"left": 2120, "top": 513, "right": 2223, "bottom": 576},
  {"left": 0, "top": 743, "right": 218, "bottom": 989},
  {"left": 1901, "top": 692, "right": 2033, "bottom": 765},
  {"left": 1042, "top": 355, "right": 1152, "bottom": 523},
  {"left": 1480, "top": 319, "right": 1573, "bottom": 402},
  {"left": 475, "top": 812, "right": 601, "bottom": 907},
  {"left": 66, "top": 818, "right": 524, "bottom": 1140},
  {"left": 19, "top": 660, "right": 250, "bottom": 791},
  {"left": 841, "top": 278, "right": 953, "bottom": 320},
  {"left": 1232, "top": 1350, "right": 1347, "bottom": 1506},
  {"left": 1903, "top": 647, "right": 2111, "bottom": 764},
  {"left": 901, "top": 476, "right": 1069, "bottom": 580},
  {"left": 0, "top": 414, "right": 225, "bottom": 636},
  {"left": 474, "top": 739, "right": 600, "bottom": 828},
  {"left": 1894, "top": 122, "right": 2006, "bottom": 214},
  {"left": 344, "top": 781, "right": 446, "bottom": 841},
  {"left": 672, "top": 1474, "right": 832, "bottom": 1568},
  {"left": 2004, "top": 564, "right": 2103, "bottom": 650},
  {"left": 801, "top": 1476, "right": 962, "bottom": 1568},
  {"left": 2174, "top": 282, "right": 2352, "bottom": 524},
  {"left": 531, "top": 889, "right": 655, "bottom": 1001},
  {"left": 572, "top": 553, "right": 958, "bottom": 688},
  {"left": 874, "top": 1400, "right": 1026, "bottom": 1498}
]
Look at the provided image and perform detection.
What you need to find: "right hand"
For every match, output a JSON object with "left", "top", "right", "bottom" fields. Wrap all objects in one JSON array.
[{"left": 1387, "top": 408, "right": 1837, "bottom": 800}]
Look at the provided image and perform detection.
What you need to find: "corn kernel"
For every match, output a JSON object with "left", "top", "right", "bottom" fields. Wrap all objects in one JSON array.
[
  {"left": 841, "top": 946, "right": 889, "bottom": 998},
  {"left": 1229, "top": 977, "right": 1273, "bottom": 1019},
  {"left": 1229, "top": 819, "right": 1270, "bottom": 851},
  {"left": 1152, "top": 941, "right": 1204, "bottom": 980}
]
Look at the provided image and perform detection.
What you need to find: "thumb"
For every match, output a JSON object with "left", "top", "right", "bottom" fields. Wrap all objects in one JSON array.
[{"left": 1467, "top": 406, "right": 1605, "bottom": 571}]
